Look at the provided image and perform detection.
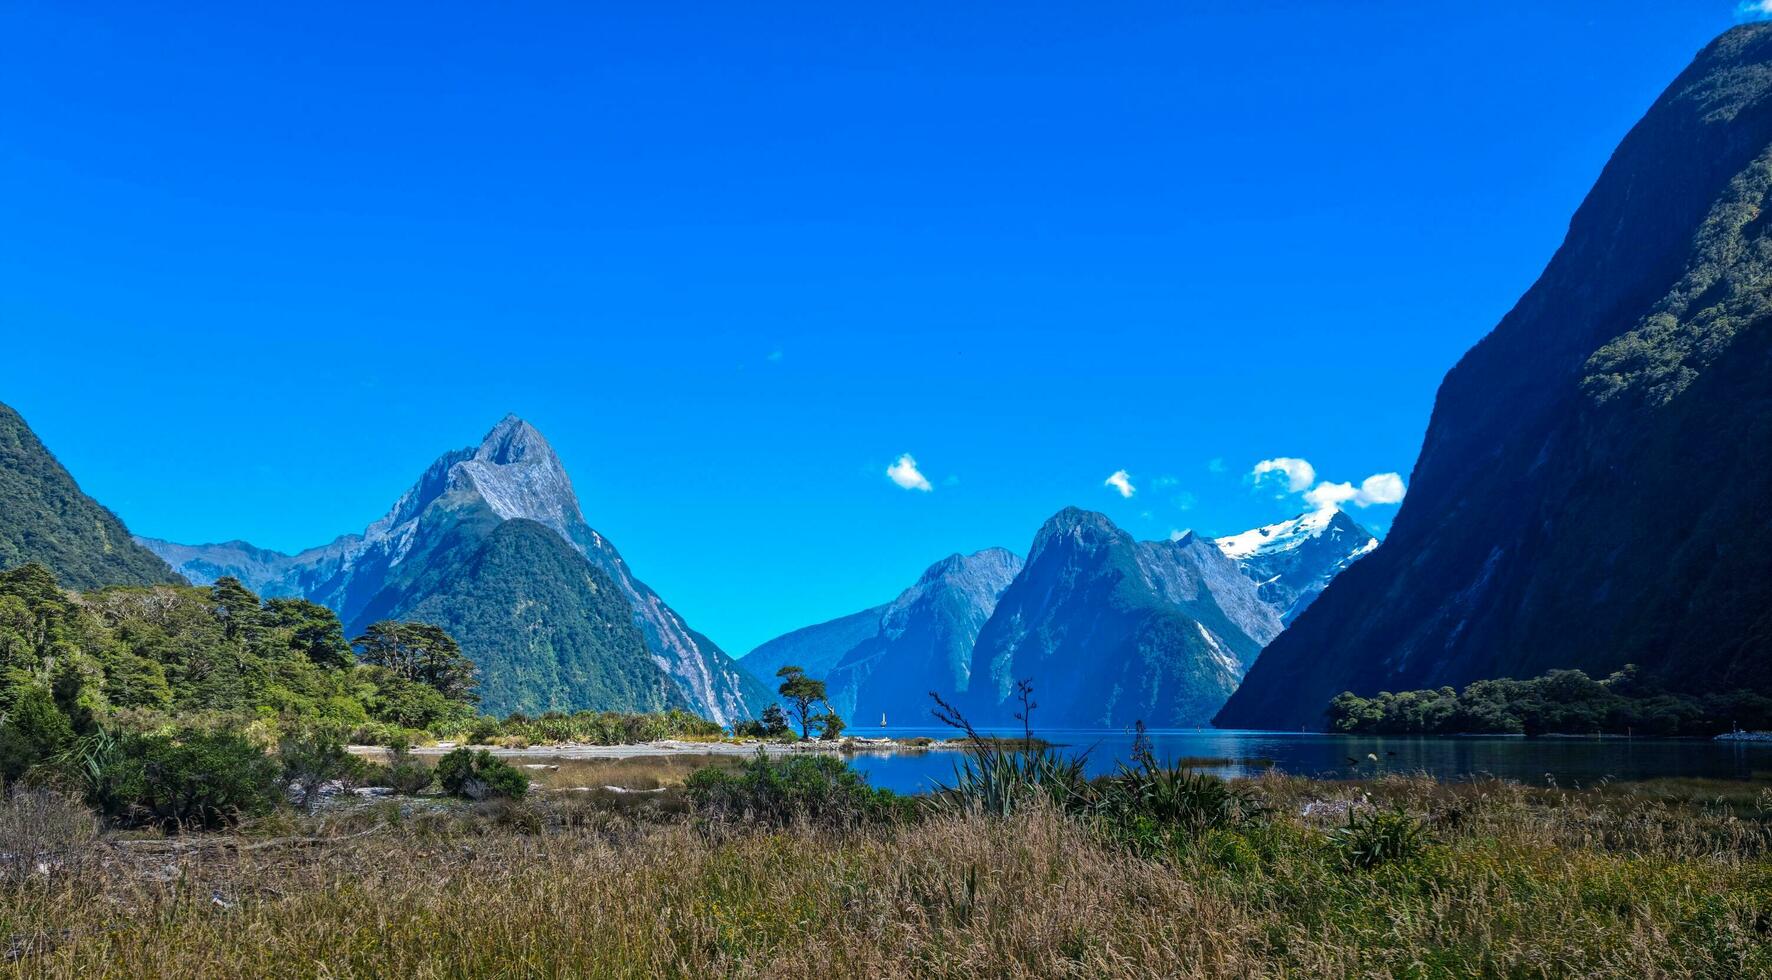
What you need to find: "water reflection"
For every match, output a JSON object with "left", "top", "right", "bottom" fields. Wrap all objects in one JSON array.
[{"left": 838, "top": 726, "right": 1772, "bottom": 795}]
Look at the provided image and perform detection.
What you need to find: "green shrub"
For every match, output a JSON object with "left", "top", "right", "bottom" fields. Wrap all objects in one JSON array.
[
  {"left": 69, "top": 728, "right": 280, "bottom": 830},
  {"left": 346, "top": 721, "right": 426, "bottom": 748},
  {"left": 1090, "top": 736, "right": 1270, "bottom": 851},
  {"left": 278, "top": 731, "right": 365, "bottom": 810},
  {"left": 1330, "top": 806, "right": 1429, "bottom": 870},
  {"left": 818, "top": 711, "right": 846, "bottom": 741},
  {"left": 944, "top": 747, "right": 1085, "bottom": 817},
  {"left": 929, "top": 689, "right": 1085, "bottom": 817},
  {"left": 0, "top": 687, "right": 76, "bottom": 785},
  {"left": 465, "top": 716, "right": 502, "bottom": 745},
  {"left": 362, "top": 741, "right": 434, "bottom": 795},
  {"left": 435, "top": 748, "right": 528, "bottom": 800},
  {"left": 685, "top": 752, "right": 906, "bottom": 829},
  {"left": 386, "top": 761, "right": 435, "bottom": 795}
]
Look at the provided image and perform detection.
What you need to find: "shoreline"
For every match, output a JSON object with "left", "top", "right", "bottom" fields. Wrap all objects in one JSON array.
[{"left": 353, "top": 736, "right": 1010, "bottom": 761}]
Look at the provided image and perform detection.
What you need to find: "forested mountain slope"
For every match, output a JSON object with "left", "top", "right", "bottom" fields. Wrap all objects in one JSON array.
[{"left": 0, "top": 401, "right": 182, "bottom": 591}]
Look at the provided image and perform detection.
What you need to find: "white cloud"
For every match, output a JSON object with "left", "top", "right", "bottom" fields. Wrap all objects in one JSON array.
[
  {"left": 1357, "top": 472, "right": 1407, "bottom": 506},
  {"left": 886, "top": 454, "right": 933, "bottom": 492},
  {"left": 1304, "top": 481, "right": 1358, "bottom": 511},
  {"left": 1172, "top": 491, "right": 1197, "bottom": 512},
  {"left": 1206, "top": 457, "right": 1227, "bottom": 475},
  {"left": 1738, "top": 1, "right": 1772, "bottom": 22},
  {"left": 1302, "top": 472, "right": 1408, "bottom": 511},
  {"left": 1252, "top": 457, "right": 1316, "bottom": 492},
  {"left": 1104, "top": 469, "right": 1136, "bottom": 498},
  {"left": 1169, "top": 528, "right": 1190, "bottom": 542},
  {"left": 1152, "top": 475, "right": 1180, "bottom": 488}
]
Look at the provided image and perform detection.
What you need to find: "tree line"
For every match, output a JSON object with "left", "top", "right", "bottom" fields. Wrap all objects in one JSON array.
[{"left": 1327, "top": 666, "right": 1772, "bottom": 736}]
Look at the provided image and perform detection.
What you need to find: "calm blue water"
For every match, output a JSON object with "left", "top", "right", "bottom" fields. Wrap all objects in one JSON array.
[{"left": 838, "top": 726, "right": 1772, "bottom": 795}]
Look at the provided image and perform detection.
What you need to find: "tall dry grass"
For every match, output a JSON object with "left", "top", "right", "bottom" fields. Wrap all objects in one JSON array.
[{"left": 0, "top": 773, "right": 1767, "bottom": 978}]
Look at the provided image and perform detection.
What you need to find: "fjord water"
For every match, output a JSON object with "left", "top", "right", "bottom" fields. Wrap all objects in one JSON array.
[{"left": 839, "top": 727, "right": 1772, "bottom": 795}]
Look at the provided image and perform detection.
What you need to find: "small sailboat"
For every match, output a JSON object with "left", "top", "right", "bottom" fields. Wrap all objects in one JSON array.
[{"left": 881, "top": 712, "right": 888, "bottom": 728}]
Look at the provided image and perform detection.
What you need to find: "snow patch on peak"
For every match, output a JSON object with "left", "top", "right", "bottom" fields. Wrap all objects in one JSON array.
[
  {"left": 1213, "top": 508, "right": 1379, "bottom": 625},
  {"left": 1212, "top": 507, "right": 1338, "bottom": 560}
]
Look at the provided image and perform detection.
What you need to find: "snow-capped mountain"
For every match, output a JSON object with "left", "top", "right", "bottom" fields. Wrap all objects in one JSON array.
[
  {"left": 1211, "top": 508, "right": 1378, "bottom": 624},
  {"left": 139, "top": 416, "right": 768, "bottom": 723}
]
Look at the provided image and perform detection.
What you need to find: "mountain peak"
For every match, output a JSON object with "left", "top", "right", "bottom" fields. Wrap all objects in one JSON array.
[
  {"left": 1037, "top": 506, "right": 1116, "bottom": 535},
  {"left": 914, "top": 546, "right": 1021, "bottom": 586},
  {"left": 1209, "top": 507, "right": 1381, "bottom": 627},
  {"left": 1030, "top": 507, "right": 1126, "bottom": 561},
  {"left": 453, "top": 416, "right": 581, "bottom": 532},
  {"left": 475, "top": 415, "right": 555, "bottom": 466},
  {"left": 1214, "top": 507, "right": 1341, "bottom": 559}
]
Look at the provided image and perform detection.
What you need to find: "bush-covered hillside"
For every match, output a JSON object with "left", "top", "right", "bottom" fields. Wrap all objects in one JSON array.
[
  {"left": 0, "top": 563, "right": 476, "bottom": 743},
  {"left": 0, "top": 402, "right": 184, "bottom": 591}
]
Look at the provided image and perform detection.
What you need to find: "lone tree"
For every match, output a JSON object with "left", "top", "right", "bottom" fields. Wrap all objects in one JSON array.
[
  {"left": 353, "top": 621, "right": 479, "bottom": 703},
  {"left": 775, "top": 665, "right": 828, "bottom": 739}
]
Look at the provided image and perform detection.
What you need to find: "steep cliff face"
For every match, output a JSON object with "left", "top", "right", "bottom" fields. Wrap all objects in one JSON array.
[
  {"left": 822, "top": 548, "right": 1023, "bottom": 723},
  {"left": 968, "top": 509, "right": 1281, "bottom": 727},
  {"left": 1218, "top": 25, "right": 1772, "bottom": 730},
  {"left": 741, "top": 606, "right": 888, "bottom": 684},
  {"left": 0, "top": 401, "right": 183, "bottom": 590},
  {"left": 141, "top": 416, "right": 769, "bottom": 722}
]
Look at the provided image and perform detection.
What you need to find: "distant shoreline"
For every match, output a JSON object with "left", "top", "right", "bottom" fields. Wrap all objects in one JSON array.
[{"left": 360, "top": 735, "right": 1055, "bottom": 761}]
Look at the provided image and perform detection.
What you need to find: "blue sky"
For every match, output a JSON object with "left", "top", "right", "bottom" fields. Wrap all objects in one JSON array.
[{"left": 0, "top": 1, "right": 1750, "bottom": 654}]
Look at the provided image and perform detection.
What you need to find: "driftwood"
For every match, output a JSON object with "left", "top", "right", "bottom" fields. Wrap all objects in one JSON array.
[{"left": 107, "top": 825, "right": 385, "bottom": 854}]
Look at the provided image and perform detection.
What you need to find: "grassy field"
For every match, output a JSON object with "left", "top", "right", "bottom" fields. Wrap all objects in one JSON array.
[{"left": 1, "top": 772, "right": 1769, "bottom": 978}]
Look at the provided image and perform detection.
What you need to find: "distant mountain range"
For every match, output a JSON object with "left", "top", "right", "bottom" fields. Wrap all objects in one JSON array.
[
  {"left": 141, "top": 416, "right": 768, "bottom": 722},
  {"left": 0, "top": 401, "right": 184, "bottom": 592},
  {"left": 3, "top": 395, "right": 1385, "bottom": 729},
  {"left": 745, "top": 506, "right": 1376, "bottom": 728},
  {"left": 1217, "top": 25, "right": 1772, "bottom": 730}
]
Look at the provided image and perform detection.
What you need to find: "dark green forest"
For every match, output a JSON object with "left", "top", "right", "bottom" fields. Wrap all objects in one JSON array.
[{"left": 1327, "top": 667, "right": 1772, "bottom": 736}]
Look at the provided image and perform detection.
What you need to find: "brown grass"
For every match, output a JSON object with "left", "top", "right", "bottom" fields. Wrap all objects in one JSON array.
[{"left": 0, "top": 773, "right": 1768, "bottom": 977}]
